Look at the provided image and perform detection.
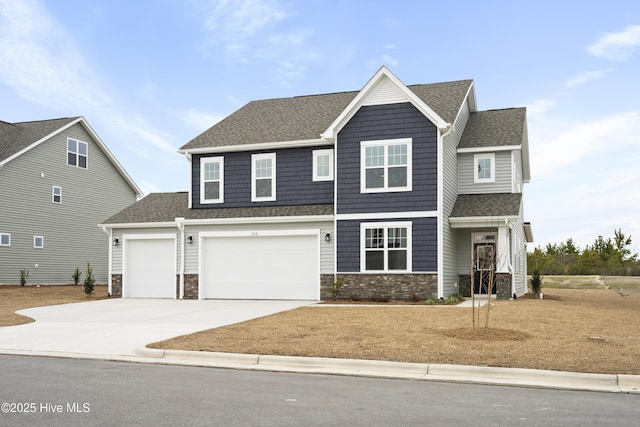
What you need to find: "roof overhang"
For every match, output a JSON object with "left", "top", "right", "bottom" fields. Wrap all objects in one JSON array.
[
  {"left": 524, "top": 222, "right": 534, "bottom": 243},
  {"left": 100, "top": 214, "right": 335, "bottom": 229},
  {"left": 321, "top": 66, "right": 450, "bottom": 141},
  {"left": 177, "top": 138, "right": 330, "bottom": 155},
  {"left": 449, "top": 216, "right": 519, "bottom": 229}
]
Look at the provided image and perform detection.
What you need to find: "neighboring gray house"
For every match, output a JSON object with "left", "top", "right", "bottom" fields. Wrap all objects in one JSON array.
[
  {"left": 102, "top": 67, "right": 533, "bottom": 300},
  {"left": 0, "top": 117, "right": 142, "bottom": 285}
]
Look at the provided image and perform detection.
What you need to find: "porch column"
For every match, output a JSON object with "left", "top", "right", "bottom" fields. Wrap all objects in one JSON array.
[{"left": 497, "top": 225, "right": 510, "bottom": 273}]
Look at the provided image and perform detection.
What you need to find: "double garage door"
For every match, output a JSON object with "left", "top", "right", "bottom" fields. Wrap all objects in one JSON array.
[{"left": 123, "top": 231, "right": 319, "bottom": 300}]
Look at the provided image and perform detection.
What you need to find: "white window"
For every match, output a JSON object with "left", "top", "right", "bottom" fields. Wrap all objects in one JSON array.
[
  {"left": 313, "top": 149, "right": 334, "bottom": 181},
  {"left": 0, "top": 233, "right": 10, "bottom": 246},
  {"left": 474, "top": 153, "right": 495, "bottom": 183},
  {"left": 252, "top": 153, "right": 276, "bottom": 201},
  {"left": 200, "top": 157, "right": 224, "bottom": 204},
  {"left": 67, "top": 138, "right": 88, "bottom": 168},
  {"left": 361, "top": 138, "right": 412, "bottom": 193},
  {"left": 34, "top": 236, "right": 44, "bottom": 249},
  {"left": 361, "top": 222, "right": 412, "bottom": 272},
  {"left": 52, "top": 186, "right": 62, "bottom": 204}
]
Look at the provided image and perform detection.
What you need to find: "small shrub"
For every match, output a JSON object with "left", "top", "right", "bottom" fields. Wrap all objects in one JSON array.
[
  {"left": 72, "top": 267, "right": 82, "bottom": 286},
  {"left": 425, "top": 293, "right": 465, "bottom": 305},
  {"left": 410, "top": 292, "right": 422, "bottom": 303},
  {"left": 19, "top": 268, "right": 29, "bottom": 286},
  {"left": 347, "top": 292, "right": 361, "bottom": 302},
  {"left": 530, "top": 268, "right": 542, "bottom": 295},
  {"left": 370, "top": 294, "right": 390, "bottom": 303},
  {"left": 84, "top": 262, "right": 95, "bottom": 296},
  {"left": 329, "top": 277, "right": 345, "bottom": 300}
]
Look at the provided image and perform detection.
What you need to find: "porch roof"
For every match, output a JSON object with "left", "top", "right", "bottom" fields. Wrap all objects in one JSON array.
[{"left": 450, "top": 193, "right": 522, "bottom": 218}]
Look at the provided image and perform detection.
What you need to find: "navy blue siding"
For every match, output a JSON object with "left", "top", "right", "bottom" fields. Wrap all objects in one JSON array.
[
  {"left": 192, "top": 146, "right": 334, "bottom": 208},
  {"left": 336, "top": 217, "right": 438, "bottom": 272},
  {"left": 336, "top": 103, "right": 438, "bottom": 214}
]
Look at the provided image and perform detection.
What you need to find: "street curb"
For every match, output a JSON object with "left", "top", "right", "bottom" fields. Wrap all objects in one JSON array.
[{"left": 134, "top": 347, "right": 640, "bottom": 393}]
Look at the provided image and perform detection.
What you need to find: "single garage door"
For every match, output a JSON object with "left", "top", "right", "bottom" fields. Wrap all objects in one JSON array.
[
  {"left": 123, "top": 236, "right": 176, "bottom": 298},
  {"left": 201, "top": 233, "right": 319, "bottom": 300}
]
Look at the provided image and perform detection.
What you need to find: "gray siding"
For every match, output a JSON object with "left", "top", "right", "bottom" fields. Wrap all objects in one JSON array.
[
  {"left": 191, "top": 146, "right": 334, "bottom": 209},
  {"left": 0, "top": 123, "right": 138, "bottom": 284},
  {"left": 442, "top": 98, "right": 469, "bottom": 296},
  {"left": 458, "top": 150, "right": 513, "bottom": 194},
  {"left": 337, "top": 217, "right": 437, "bottom": 273},
  {"left": 336, "top": 103, "right": 438, "bottom": 214}
]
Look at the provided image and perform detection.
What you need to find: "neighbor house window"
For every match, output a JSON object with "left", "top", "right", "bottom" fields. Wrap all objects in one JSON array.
[
  {"left": 361, "top": 222, "right": 412, "bottom": 272},
  {"left": 200, "top": 157, "right": 224, "bottom": 204},
  {"left": 67, "top": 138, "right": 88, "bottom": 168},
  {"left": 251, "top": 153, "right": 276, "bottom": 201},
  {"left": 0, "top": 233, "right": 10, "bottom": 246},
  {"left": 474, "top": 153, "right": 495, "bottom": 183},
  {"left": 52, "top": 186, "right": 62, "bottom": 204},
  {"left": 34, "top": 236, "right": 44, "bottom": 249},
  {"left": 361, "top": 138, "right": 412, "bottom": 193},
  {"left": 313, "top": 149, "right": 334, "bottom": 181}
]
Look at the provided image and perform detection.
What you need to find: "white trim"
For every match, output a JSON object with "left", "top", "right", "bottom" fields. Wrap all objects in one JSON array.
[
  {"left": 100, "top": 215, "right": 334, "bottom": 229},
  {"left": 360, "top": 138, "right": 412, "bottom": 193},
  {"left": 52, "top": 186, "right": 62, "bottom": 204},
  {"left": 437, "top": 131, "right": 444, "bottom": 298},
  {"left": 66, "top": 137, "right": 88, "bottom": 169},
  {"left": 457, "top": 145, "right": 521, "bottom": 153},
  {"left": 251, "top": 152, "right": 276, "bottom": 202},
  {"left": 33, "top": 235, "right": 44, "bottom": 248},
  {"left": 200, "top": 229, "right": 319, "bottom": 239},
  {"left": 187, "top": 154, "right": 193, "bottom": 209},
  {"left": 450, "top": 216, "right": 518, "bottom": 228},
  {"left": 312, "top": 149, "right": 334, "bottom": 181},
  {"left": 179, "top": 139, "right": 329, "bottom": 155},
  {"left": 199, "top": 156, "right": 224, "bottom": 204},
  {"left": 99, "top": 221, "right": 179, "bottom": 229},
  {"left": 0, "top": 233, "right": 10, "bottom": 246},
  {"left": 336, "top": 211, "right": 436, "bottom": 221},
  {"left": 474, "top": 153, "right": 495, "bottom": 184},
  {"left": 360, "top": 221, "right": 412, "bottom": 273}
]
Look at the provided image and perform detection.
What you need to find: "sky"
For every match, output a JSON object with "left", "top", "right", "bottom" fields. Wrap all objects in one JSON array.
[{"left": 1, "top": 0, "right": 639, "bottom": 253}]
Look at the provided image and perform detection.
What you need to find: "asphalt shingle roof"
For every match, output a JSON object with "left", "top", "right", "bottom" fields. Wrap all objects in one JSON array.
[
  {"left": 180, "top": 80, "right": 473, "bottom": 151},
  {"left": 458, "top": 108, "right": 526, "bottom": 149},
  {"left": 102, "top": 192, "right": 334, "bottom": 224},
  {"left": 450, "top": 193, "right": 522, "bottom": 218},
  {"left": 0, "top": 117, "right": 79, "bottom": 162}
]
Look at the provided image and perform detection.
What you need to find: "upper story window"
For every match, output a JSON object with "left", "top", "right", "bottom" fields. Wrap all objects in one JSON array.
[
  {"left": 252, "top": 153, "right": 276, "bottom": 202},
  {"left": 313, "top": 149, "right": 334, "bottom": 181},
  {"left": 67, "top": 138, "right": 88, "bottom": 168},
  {"left": 474, "top": 153, "right": 495, "bottom": 183},
  {"left": 0, "top": 233, "right": 10, "bottom": 246},
  {"left": 361, "top": 138, "right": 412, "bottom": 193},
  {"left": 52, "top": 186, "right": 62, "bottom": 204},
  {"left": 200, "top": 157, "right": 224, "bottom": 204},
  {"left": 34, "top": 236, "right": 44, "bottom": 249},
  {"left": 361, "top": 222, "right": 412, "bottom": 272}
]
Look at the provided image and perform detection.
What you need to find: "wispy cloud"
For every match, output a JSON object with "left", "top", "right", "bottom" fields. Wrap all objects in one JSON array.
[
  {"left": 564, "top": 68, "right": 614, "bottom": 87},
  {"left": 525, "top": 98, "right": 556, "bottom": 116},
  {"left": 180, "top": 108, "right": 225, "bottom": 130},
  {"left": 587, "top": 24, "right": 640, "bottom": 61}
]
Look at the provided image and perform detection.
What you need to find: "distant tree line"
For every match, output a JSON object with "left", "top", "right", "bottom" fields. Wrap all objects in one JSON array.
[{"left": 527, "top": 229, "right": 640, "bottom": 276}]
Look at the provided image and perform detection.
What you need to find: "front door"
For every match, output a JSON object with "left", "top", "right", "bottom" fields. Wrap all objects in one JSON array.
[{"left": 473, "top": 242, "right": 496, "bottom": 294}]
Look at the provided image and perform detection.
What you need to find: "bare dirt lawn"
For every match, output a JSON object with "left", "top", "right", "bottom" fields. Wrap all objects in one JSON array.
[{"left": 0, "top": 285, "right": 108, "bottom": 326}]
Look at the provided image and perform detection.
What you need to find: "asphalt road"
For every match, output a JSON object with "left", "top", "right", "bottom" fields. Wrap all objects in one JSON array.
[{"left": 0, "top": 355, "right": 638, "bottom": 426}]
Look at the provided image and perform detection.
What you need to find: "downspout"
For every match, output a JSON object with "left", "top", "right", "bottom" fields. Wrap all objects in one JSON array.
[
  {"left": 436, "top": 123, "right": 453, "bottom": 299},
  {"left": 176, "top": 217, "right": 186, "bottom": 299},
  {"left": 101, "top": 225, "right": 113, "bottom": 297}
]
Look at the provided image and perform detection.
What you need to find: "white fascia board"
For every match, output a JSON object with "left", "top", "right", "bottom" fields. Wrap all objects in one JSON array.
[
  {"left": 322, "top": 66, "right": 449, "bottom": 141},
  {"left": 457, "top": 145, "right": 521, "bottom": 154},
  {"left": 449, "top": 216, "right": 518, "bottom": 228},
  {"left": 336, "top": 211, "right": 437, "bottom": 221},
  {"left": 521, "top": 119, "right": 532, "bottom": 182},
  {"left": 182, "top": 215, "right": 335, "bottom": 226},
  {"left": 99, "top": 222, "right": 179, "bottom": 229},
  {"left": 178, "top": 138, "right": 330, "bottom": 155}
]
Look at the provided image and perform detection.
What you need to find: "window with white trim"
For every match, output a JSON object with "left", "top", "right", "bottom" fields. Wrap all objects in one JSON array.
[
  {"left": 52, "top": 186, "right": 62, "bottom": 204},
  {"left": 313, "top": 149, "right": 334, "bottom": 181},
  {"left": 200, "top": 157, "right": 224, "bottom": 204},
  {"left": 252, "top": 153, "right": 276, "bottom": 201},
  {"left": 361, "top": 138, "right": 412, "bottom": 193},
  {"left": 0, "top": 233, "right": 10, "bottom": 246},
  {"left": 474, "top": 153, "right": 495, "bottom": 183},
  {"left": 361, "top": 222, "right": 412, "bottom": 272},
  {"left": 67, "top": 138, "right": 88, "bottom": 168},
  {"left": 34, "top": 236, "right": 44, "bottom": 249}
]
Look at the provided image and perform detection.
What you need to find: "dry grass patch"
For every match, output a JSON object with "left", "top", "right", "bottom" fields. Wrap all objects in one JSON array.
[
  {"left": 0, "top": 285, "right": 109, "bottom": 326},
  {"left": 152, "top": 288, "right": 640, "bottom": 374}
]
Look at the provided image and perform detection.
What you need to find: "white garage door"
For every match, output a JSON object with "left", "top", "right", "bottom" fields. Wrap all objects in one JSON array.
[
  {"left": 124, "top": 237, "right": 176, "bottom": 298},
  {"left": 201, "top": 233, "right": 319, "bottom": 300}
]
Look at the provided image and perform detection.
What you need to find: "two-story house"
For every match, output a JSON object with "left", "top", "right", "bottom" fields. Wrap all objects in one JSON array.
[
  {"left": 0, "top": 117, "right": 142, "bottom": 285},
  {"left": 101, "top": 67, "right": 533, "bottom": 300}
]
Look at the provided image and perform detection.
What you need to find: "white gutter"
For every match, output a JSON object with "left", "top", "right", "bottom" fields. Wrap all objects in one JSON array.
[{"left": 101, "top": 225, "right": 113, "bottom": 296}]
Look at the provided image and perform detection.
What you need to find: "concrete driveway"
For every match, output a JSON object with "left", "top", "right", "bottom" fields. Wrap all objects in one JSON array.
[{"left": 0, "top": 299, "right": 314, "bottom": 357}]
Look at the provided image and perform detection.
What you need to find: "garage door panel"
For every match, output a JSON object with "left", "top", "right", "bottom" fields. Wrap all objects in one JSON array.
[
  {"left": 124, "top": 238, "right": 175, "bottom": 298},
  {"left": 201, "top": 234, "right": 319, "bottom": 300}
]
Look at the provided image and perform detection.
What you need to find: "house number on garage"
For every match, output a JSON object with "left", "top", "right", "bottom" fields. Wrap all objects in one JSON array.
[{"left": 250, "top": 232, "right": 259, "bottom": 237}]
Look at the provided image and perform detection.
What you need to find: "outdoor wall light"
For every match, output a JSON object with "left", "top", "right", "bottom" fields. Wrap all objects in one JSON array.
[
  {"left": 187, "top": 235, "right": 193, "bottom": 244},
  {"left": 324, "top": 233, "right": 331, "bottom": 243},
  {"left": 112, "top": 238, "right": 119, "bottom": 247}
]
